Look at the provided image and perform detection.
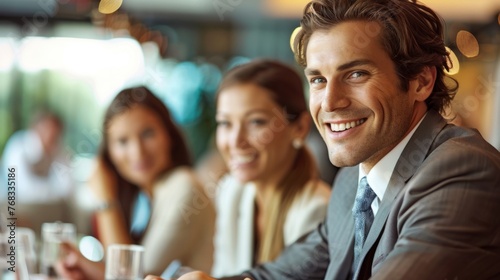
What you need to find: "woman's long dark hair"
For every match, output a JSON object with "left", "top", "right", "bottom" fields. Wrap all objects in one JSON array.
[{"left": 99, "top": 86, "right": 191, "bottom": 242}]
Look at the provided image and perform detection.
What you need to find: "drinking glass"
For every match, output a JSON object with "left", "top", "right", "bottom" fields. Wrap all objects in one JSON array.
[
  {"left": 105, "top": 244, "right": 144, "bottom": 280},
  {"left": 40, "top": 222, "right": 76, "bottom": 278},
  {"left": 17, "top": 227, "right": 37, "bottom": 275}
]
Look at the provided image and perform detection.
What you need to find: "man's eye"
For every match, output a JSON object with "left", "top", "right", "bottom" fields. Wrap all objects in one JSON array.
[
  {"left": 310, "top": 77, "right": 326, "bottom": 84},
  {"left": 349, "top": 71, "right": 367, "bottom": 79}
]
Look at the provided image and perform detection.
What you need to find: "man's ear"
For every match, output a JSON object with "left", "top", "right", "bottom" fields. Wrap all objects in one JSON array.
[{"left": 411, "top": 66, "right": 436, "bottom": 102}]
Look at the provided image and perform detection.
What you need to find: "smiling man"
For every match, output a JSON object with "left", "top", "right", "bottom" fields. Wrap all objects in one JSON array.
[
  {"left": 145, "top": 0, "right": 500, "bottom": 280},
  {"left": 304, "top": 20, "right": 431, "bottom": 173}
]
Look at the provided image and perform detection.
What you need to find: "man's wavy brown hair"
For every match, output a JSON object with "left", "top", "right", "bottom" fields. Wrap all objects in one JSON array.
[{"left": 293, "top": 0, "right": 458, "bottom": 113}]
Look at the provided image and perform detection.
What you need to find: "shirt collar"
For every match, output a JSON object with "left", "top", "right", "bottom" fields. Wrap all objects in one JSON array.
[{"left": 359, "top": 113, "right": 427, "bottom": 201}]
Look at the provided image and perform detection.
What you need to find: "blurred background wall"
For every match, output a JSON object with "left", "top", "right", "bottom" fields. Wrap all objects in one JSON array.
[
  {"left": 1, "top": 0, "right": 499, "bottom": 157},
  {"left": 0, "top": 0, "right": 499, "bottom": 235}
]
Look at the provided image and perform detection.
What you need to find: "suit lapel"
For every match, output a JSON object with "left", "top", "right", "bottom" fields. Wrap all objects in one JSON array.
[{"left": 355, "top": 111, "right": 447, "bottom": 277}]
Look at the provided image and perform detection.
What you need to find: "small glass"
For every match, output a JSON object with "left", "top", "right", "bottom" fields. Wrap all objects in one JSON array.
[
  {"left": 40, "top": 222, "right": 76, "bottom": 279},
  {"left": 105, "top": 244, "right": 144, "bottom": 280},
  {"left": 17, "top": 227, "right": 37, "bottom": 275}
]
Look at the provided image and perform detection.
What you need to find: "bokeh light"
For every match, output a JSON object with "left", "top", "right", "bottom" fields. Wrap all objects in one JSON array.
[
  {"left": 456, "top": 30, "right": 479, "bottom": 58},
  {"left": 290, "top": 26, "right": 301, "bottom": 52},
  {"left": 98, "top": 0, "right": 123, "bottom": 14},
  {"left": 445, "top": 46, "right": 460, "bottom": 75}
]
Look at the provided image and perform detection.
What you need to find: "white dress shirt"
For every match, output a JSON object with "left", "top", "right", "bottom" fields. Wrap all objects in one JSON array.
[{"left": 359, "top": 115, "right": 426, "bottom": 215}]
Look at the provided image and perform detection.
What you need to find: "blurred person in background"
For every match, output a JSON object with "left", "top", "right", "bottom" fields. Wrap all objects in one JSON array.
[
  {"left": 1, "top": 110, "right": 74, "bottom": 234},
  {"left": 1, "top": 110, "right": 72, "bottom": 203},
  {"left": 211, "top": 59, "right": 331, "bottom": 277},
  {"left": 56, "top": 86, "right": 215, "bottom": 278}
]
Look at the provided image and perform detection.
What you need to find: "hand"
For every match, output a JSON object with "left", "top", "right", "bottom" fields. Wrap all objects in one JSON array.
[
  {"left": 55, "top": 242, "right": 105, "bottom": 280},
  {"left": 88, "top": 156, "right": 118, "bottom": 202}
]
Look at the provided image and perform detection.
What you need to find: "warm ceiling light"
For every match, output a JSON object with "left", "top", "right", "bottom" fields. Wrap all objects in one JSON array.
[
  {"left": 456, "top": 30, "right": 479, "bottom": 58},
  {"left": 289, "top": 26, "right": 301, "bottom": 52},
  {"left": 98, "top": 0, "right": 123, "bottom": 14},
  {"left": 445, "top": 46, "right": 460, "bottom": 75}
]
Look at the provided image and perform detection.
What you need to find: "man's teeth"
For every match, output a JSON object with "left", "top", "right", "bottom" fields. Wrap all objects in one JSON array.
[{"left": 330, "top": 119, "right": 365, "bottom": 132}]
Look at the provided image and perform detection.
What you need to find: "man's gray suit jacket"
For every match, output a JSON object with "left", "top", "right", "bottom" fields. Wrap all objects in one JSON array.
[{"left": 222, "top": 110, "right": 500, "bottom": 280}]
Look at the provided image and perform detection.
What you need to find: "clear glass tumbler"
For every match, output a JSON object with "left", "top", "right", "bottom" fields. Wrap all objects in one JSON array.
[
  {"left": 105, "top": 244, "right": 144, "bottom": 280},
  {"left": 40, "top": 222, "right": 76, "bottom": 279}
]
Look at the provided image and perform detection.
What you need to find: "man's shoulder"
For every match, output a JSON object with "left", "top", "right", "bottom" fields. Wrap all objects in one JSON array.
[
  {"left": 429, "top": 124, "right": 499, "bottom": 164},
  {"left": 434, "top": 122, "right": 489, "bottom": 145},
  {"left": 404, "top": 113, "right": 499, "bottom": 174},
  {"left": 3, "top": 130, "right": 28, "bottom": 151}
]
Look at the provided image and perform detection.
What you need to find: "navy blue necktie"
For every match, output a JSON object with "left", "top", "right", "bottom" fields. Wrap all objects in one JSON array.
[{"left": 352, "top": 176, "right": 377, "bottom": 272}]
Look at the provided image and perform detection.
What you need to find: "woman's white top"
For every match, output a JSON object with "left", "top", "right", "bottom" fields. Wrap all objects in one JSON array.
[{"left": 212, "top": 175, "right": 331, "bottom": 277}]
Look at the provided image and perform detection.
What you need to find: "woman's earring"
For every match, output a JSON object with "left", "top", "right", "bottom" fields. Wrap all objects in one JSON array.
[{"left": 292, "top": 138, "right": 303, "bottom": 149}]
